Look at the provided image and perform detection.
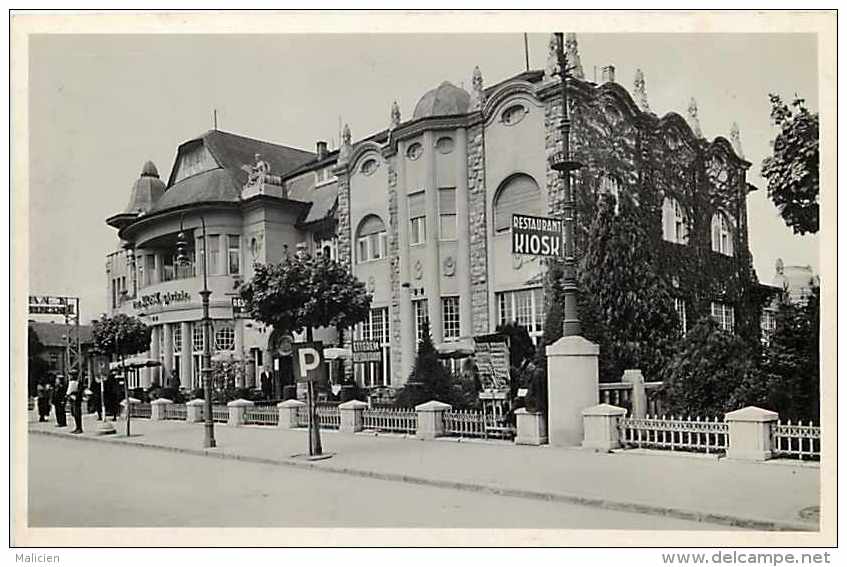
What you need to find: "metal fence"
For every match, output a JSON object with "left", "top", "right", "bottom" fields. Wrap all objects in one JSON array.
[
  {"left": 211, "top": 405, "right": 229, "bottom": 423},
  {"left": 443, "top": 409, "right": 515, "bottom": 440},
  {"left": 772, "top": 420, "right": 820, "bottom": 460},
  {"left": 619, "top": 415, "right": 728, "bottom": 454},
  {"left": 163, "top": 404, "right": 187, "bottom": 420},
  {"left": 362, "top": 408, "right": 417, "bottom": 434},
  {"left": 295, "top": 405, "right": 341, "bottom": 429},
  {"left": 129, "top": 403, "right": 152, "bottom": 419},
  {"left": 244, "top": 405, "right": 279, "bottom": 426}
]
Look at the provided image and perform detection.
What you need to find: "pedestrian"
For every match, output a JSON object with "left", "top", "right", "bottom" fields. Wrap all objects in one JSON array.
[
  {"left": 36, "top": 377, "right": 52, "bottom": 422},
  {"left": 104, "top": 373, "right": 120, "bottom": 421},
  {"left": 88, "top": 377, "right": 103, "bottom": 420},
  {"left": 52, "top": 375, "right": 67, "bottom": 428},
  {"left": 67, "top": 372, "right": 83, "bottom": 433},
  {"left": 260, "top": 369, "right": 271, "bottom": 400}
]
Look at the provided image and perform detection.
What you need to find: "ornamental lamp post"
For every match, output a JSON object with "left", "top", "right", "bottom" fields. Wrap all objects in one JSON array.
[
  {"left": 550, "top": 31, "right": 585, "bottom": 337},
  {"left": 176, "top": 216, "right": 216, "bottom": 449}
]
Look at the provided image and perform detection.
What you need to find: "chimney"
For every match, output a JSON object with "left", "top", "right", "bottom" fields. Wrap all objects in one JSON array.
[
  {"left": 316, "top": 140, "right": 328, "bottom": 160},
  {"left": 601, "top": 65, "right": 616, "bottom": 84}
]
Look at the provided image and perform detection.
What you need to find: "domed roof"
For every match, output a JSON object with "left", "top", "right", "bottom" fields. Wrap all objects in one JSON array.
[
  {"left": 124, "top": 160, "right": 166, "bottom": 215},
  {"left": 413, "top": 81, "right": 471, "bottom": 119}
]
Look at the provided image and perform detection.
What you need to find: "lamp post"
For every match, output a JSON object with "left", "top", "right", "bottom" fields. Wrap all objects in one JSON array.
[
  {"left": 551, "top": 32, "right": 585, "bottom": 337},
  {"left": 176, "top": 215, "right": 216, "bottom": 448}
]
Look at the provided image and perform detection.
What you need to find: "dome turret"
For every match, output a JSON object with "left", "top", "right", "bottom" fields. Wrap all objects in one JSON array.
[
  {"left": 124, "top": 160, "right": 165, "bottom": 215},
  {"left": 412, "top": 81, "right": 471, "bottom": 119}
]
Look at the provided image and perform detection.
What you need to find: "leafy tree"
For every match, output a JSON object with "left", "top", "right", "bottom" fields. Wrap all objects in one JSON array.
[
  {"left": 394, "top": 321, "right": 457, "bottom": 408},
  {"left": 240, "top": 249, "right": 372, "bottom": 456},
  {"left": 578, "top": 193, "right": 681, "bottom": 382},
  {"left": 761, "top": 94, "right": 819, "bottom": 235},
  {"left": 28, "top": 326, "right": 49, "bottom": 396},
  {"left": 91, "top": 313, "right": 151, "bottom": 358},
  {"left": 661, "top": 317, "right": 760, "bottom": 418}
]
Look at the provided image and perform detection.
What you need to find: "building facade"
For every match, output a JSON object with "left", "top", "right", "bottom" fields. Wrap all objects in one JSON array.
[{"left": 106, "top": 34, "right": 769, "bottom": 391}]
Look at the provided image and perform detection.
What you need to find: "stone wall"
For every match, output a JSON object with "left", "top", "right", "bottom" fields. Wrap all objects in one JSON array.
[
  {"left": 386, "top": 158, "right": 404, "bottom": 384},
  {"left": 466, "top": 120, "right": 489, "bottom": 334}
]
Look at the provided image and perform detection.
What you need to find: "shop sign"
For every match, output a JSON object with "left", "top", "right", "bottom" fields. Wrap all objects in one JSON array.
[
  {"left": 352, "top": 340, "right": 382, "bottom": 364},
  {"left": 511, "top": 214, "right": 564, "bottom": 257},
  {"left": 28, "top": 295, "right": 76, "bottom": 315},
  {"left": 232, "top": 297, "right": 249, "bottom": 318},
  {"left": 292, "top": 341, "right": 326, "bottom": 383},
  {"left": 132, "top": 290, "right": 191, "bottom": 310},
  {"left": 473, "top": 333, "right": 510, "bottom": 390}
]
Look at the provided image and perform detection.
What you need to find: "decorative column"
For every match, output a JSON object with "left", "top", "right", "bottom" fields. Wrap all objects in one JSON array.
[
  {"left": 423, "top": 130, "right": 443, "bottom": 344},
  {"left": 180, "top": 321, "right": 192, "bottom": 390},
  {"left": 455, "top": 126, "right": 472, "bottom": 338},
  {"left": 395, "top": 139, "right": 416, "bottom": 382},
  {"left": 162, "top": 323, "right": 173, "bottom": 387},
  {"left": 725, "top": 406, "right": 778, "bottom": 461},
  {"left": 149, "top": 325, "right": 161, "bottom": 386}
]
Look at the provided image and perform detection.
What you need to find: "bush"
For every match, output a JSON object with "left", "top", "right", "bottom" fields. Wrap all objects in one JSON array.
[{"left": 394, "top": 322, "right": 460, "bottom": 408}]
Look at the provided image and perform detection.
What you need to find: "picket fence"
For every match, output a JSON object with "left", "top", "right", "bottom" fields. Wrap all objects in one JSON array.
[
  {"left": 244, "top": 405, "right": 279, "bottom": 426},
  {"left": 362, "top": 408, "right": 417, "bottom": 434},
  {"left": 773, "top": 419, "right": 821, "bottom": 460},
  {"left": 619, "top": 415, "right": 729, "bottom": 454}
]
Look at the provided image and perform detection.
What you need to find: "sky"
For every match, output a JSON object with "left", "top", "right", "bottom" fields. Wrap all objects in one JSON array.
[{"left": 27, "top": 33, "right": 820, "bottom": 323}]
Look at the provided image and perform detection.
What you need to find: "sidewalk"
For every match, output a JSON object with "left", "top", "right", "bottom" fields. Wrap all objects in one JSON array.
[{"left": 27, "top": 413, "right": 819, "bottom": 531}]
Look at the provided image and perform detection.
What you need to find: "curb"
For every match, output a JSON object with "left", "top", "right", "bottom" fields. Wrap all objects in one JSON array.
[{"left": 30, "top": 429, "right": 818, "bottom": 532}]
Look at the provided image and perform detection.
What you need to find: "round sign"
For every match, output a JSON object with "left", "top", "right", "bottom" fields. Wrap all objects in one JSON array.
[{"left": 278, "top": 334, "right": 294, "bottom": 357}]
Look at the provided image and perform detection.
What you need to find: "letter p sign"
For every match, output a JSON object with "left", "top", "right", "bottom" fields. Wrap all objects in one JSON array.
[{"left": 293, "top": 341, "right": 327, "bottom": 383}]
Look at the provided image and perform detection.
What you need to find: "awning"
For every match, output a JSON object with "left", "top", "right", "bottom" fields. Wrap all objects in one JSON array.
[{"left": 435, "top": 338, "right": 475, "bottom": 359}]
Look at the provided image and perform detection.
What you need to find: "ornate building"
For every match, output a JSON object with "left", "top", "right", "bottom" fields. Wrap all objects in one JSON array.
[{"left": 106, "top": 34, "right": 769, "bottom": 391}]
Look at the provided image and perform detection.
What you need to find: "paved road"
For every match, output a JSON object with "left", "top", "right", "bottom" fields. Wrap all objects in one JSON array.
[{"left": 28, "top": 435, "right": 730, "bottom": 529}]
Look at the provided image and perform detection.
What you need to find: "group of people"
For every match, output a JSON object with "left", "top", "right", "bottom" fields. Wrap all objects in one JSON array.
[{"left": 35, "top": 373, "right": 123, "bottom": 432}]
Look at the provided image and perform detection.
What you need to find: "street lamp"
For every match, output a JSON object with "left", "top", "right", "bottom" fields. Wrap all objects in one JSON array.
[
  {"left": 551, "top": 32, "right": 585, "bottom": 337},
  {"left": 176, "top": 215, "right": 216, "bottom": 448}
]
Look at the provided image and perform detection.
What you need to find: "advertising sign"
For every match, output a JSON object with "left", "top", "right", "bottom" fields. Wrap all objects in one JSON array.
[
  {"left": 232, "top": 297, "right": 248, "bottom": 318},
  {"left": 472, "top": 333, "right": 510, "bottom": 390},
  {"left": 292, "top": 341, "right": 326, "bottom": 383},
  {"left": 28, "top": 295, "right": 76, "bottom": 315},
  {"left": 132, "top": 290, "right": 191, "bottom": 311},
  {"left": 352, "top": 340, "right": 382, "bottom": 364},
  {"left": 511, "top": 214, "right": 564, "bottom": 257}
]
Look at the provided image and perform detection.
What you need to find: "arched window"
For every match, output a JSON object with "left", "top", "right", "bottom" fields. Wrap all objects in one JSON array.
[
  {"left": 356, "top": 214, "right": 387, "bottom": 262},
  {"left": 711, "top": 212, "right": 734, "bottom": 256},
  {"left": 493, "top": 174, "right": 542, "bottom": 233},
  {"left": 663, "top": 197, "right": 688, "bottom": 244},
  {"left": 215, "top": 325, "right": 235, "bottom": 351}
]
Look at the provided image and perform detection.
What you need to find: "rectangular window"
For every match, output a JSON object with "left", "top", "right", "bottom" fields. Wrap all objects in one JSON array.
[
  {"left": 208, "top": 235, "right": 220, "bottom": 275},
  {"left": 408, "top": 191, "right": 427, "bottom": 245},
  {"left": 145, "top": 255, "right": 156, "bottom": 286},
  {"left": 710, "top": 301, "right": 735, "bottom": 333},
  {"left": 674, "top": 297, "right": 687, "bottom": 335},
  {"left": 438, "top": 188, "right": 457, "bottom": 240},
  {"left": 496, "top": 288, "right": 545, "bottom": 344},
  {"left": 761, "top": 310, "right": 777, "bottom": 345},
  {"left": 354, "top": 307, "right": 390, "bottom": 388},
  {"left": 228, "top": 235, "right": 241, "bottom": 275},
  {"left": 441, "top": 296, "right": 460, "bottom": 341},
  {"left": 413, "top": 299, "right": 429, "bottom": 344}
]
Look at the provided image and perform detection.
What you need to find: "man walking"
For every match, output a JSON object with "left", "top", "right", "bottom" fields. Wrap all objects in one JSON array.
[
  {"left": 67, "top": 372, "right": 83, "bottom": 433},
  {"left": 36, "top": 377, "right": 52, "bottom": 422},
  {"left": 52, "top": 375, "right": 67, "bottom": 428}
]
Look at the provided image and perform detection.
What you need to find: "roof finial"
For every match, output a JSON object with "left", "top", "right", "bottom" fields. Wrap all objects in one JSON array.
[
  {"left": 545, "top": 33, "right": 561, "bottom": 81},
  {"left": 338, "top": 123, "right": 353, "bottom": 164},
  {"left": 469, "top": 65, "right": 486, "bottom": 111},
  {"left": 633, "top": 69, "right": 650, "bottom": 112},
  {"left": 687, "top": 97, "right": 702, "bottom": 137},
  {"left": 730, "top": 121, "right": 745, "bottom": 159},
  {"left": 565, "top": 33, "right": 584, "bottom": 80},
  {"left": 390, "top": 101, "right": 401, "bottom": 130}
]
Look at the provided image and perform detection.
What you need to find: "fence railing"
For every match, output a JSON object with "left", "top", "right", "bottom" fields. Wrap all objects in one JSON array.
[
  {"left": 362, "top": 408, "right": 417, "bottom": 434},
  {"left": 164, "top": 404, "right": 187, "bottom": 420},
  {"left": 644, "top": 382, "right": 664, "bottom": 417},
  {"left": 772, "top": 420, "right": 820, "bottom": 460},
  {"left": 619, "top": 415, "right": 728, "bottom": 454},
  {"left": 599, "top": 383, "right": 632, "bottom": 412},
  {"left": 443, "top": 409, "right": 515, "bottom": 440},
  {"left": 244, "top": 405, "right": 279, "bottom": 426},
  {"left": 211, "top": 405, "right": 229, "bottom": 423},
  {"left": 129, "top": 403, "right": 152, "bottom": 419},
  {"left": 295, "top": 405, "right": 341, "bottom": 429}
]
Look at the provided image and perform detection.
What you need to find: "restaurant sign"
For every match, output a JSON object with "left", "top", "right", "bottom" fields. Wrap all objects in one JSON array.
[
  {"left": 133, "top": 290, "right": 192, "bottom": 310},
  {"left": 28, "top": 295, "right": 76, "bottom": 315},
  {"left": 352, "top": 340, "right": 382, "bottom": 364},
  {"left": 511, "top": 214, "right": 564, "bottom": 257}
]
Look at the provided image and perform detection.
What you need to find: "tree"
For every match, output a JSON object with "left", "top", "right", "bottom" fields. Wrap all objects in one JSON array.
[
  {"left": 761, "top": 94, "right": 819, "bottom": 235},
  {"left": 239, "top": 249, "right": 372, "bottom": 456},
  {"left": 394, "top": 321, "right": 458, "bottom": 408},
  {"left": 27, "top": 326, "right": 49, "bottom": 397},
  {"left": 578, "top": 193, "right": 681, "bottom": 382},
  {"left": 91, "top": 313, "right": 151, "bottom": 358},
  {"left": 661, "top": 317, "right": 760, "bottom": 418}
]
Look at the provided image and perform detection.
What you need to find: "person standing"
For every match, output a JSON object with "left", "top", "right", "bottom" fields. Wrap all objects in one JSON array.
[
  {"left": 89, "top": 377, "right": 103, "bottom": 420},
  {"left": 36, "top": 377, "right": 52, "bottom": 422},
  {"left": 67, "top": 373, "right": 83, "bottom": 433},
  {"left": 104, "top": 373, "right": 120, "bottom": 421},
  {"left": 52, "top": 375, "right": 67, "bottom": 427}
]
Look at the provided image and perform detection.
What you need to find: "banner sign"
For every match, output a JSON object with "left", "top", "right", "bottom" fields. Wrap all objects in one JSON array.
[
  {"left": 292, "top": 341, "right": 326, "bottom": 383},
  {"left": 132, "top": 290, "right": 191, "bottom": 311},
  {"left": 352, "top": 340, "right": 382, "bottom": 364},
  {"left": 28, "top": 296, "right": 76, "bottom": 315},
  {"left": 472, "top": 333, "right": 510, "bottom": 390},
  {"left": 232, "top": 297, "right": 248, "bottom": 318},
  {"left": 511, "top": 214, "right": 564, "bottom": 257}
]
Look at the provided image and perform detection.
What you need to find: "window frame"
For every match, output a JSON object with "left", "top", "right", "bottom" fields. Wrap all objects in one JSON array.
[{"left": 441, "top": 296, "right": 461, "bottom": 341}]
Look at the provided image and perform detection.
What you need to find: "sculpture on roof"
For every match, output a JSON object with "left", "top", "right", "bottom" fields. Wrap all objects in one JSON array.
[
  {"left": 730, "top": 121, "right": 745, "bottom": 159},
  {"left": 244, "top": 153, "right": 270, "bottom": 188},
  {"left": 565, "top": 33, "right": 584, "bottom": 80},
  {"left": 469, "top": 66, "right": 486, "bottom": 111},
  {"left": 338, "top": 123, "right": 353, "bottom": 164},
  {"left": 390, "top": 101, "right": 401, "bottom": 130},
  {"left": 775, "top": 257, "right": 784, "bottom": 276},
  {"left": 633, "top": 69, "right": 650, "bottom": 112},
  {"left": 687, "top": 97, "right": 703, "bottom": 138},
  {"left": 544, "top": 33, "right": 561, "bottom": 81}
]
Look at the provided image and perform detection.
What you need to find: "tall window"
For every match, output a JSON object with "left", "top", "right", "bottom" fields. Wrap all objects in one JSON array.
[
  {"left": 207, "top": 235, "right": 221, "bottom": 275},
  {"left": 215, "top": 324, "right": 235, "bottom": 351},
  {"left": 493, "top": 174, "right": 542, "bottom": 233},
  {"left": 144, "top": 254, "right": 155, "bottom": 286},
  {"left": 354, "top": 307, "right": 391, "bottom": 388},
  {"left": 439, "top": 188, "right": 457, "bottom": 240},
  {"left": 227, "top": 235, "right": 241, "bottom": 275},
  {"left": 663, "top": 197, "right": 689, "bottom": 244},
  {"left": 710, "top": 301, "right": 735, "bottom": 333},
  {"left": 711, "top": 212, "right": 734, "bottom": 256},
  {"left": 441, "top": 297, "right": 460, "bottom": 341},
  {"left": 172, "top": 325, "right": 182, "bottom": 381},
  {"left": 674, "top": 297, "right": 687, "bottom": 335},
  {"left": 192, "top": 324, "right": 206, "bottom": 389},
  {"left": 356, "top": 215, "right": 387, "bottom": 262},
  {"left": 408, "top": 191, "right": 426, "bottom": 245},
  {"left": 413, "top": 299, "right": 429, "bottom": 344},
  {"left": 496, "top": 288, "right": 545, "bottom": 344}
]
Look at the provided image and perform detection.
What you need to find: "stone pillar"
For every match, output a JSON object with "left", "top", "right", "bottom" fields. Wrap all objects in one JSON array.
[
  {"left": 622, "top": 369, "right": 647, "bottom": 418},
  {"left": 339, "top": 399, "right": 368, "bottom": 433},
  {"left": 515, "top": 408, "right": 548, "bottom": 445},
  {"left": 454, "top": 127, "right": 472, "bottom": 338},
  {"left": 546, "top": 335, "right": 600, "bottom": 446},
  {"left": 395, "top": 139, "right": 416, "bottom": 383},
  {"left": 415, "top": 400, "right": 451, "bottom": 440},
  {"left": 162, "top": 323, "right": 173, "bottom": 386},
  {"left": 180, "top": 321, "right": 192, "bottom": 390},
  {"left": 150, "top": 398, "right": 173, "bottom": 421},
  {"left": 120, "top": 397, "right": 140, "bottom": 419},
  {"left": 725, "top": 406, "right": 778, "bottom": 461},
  {"left": 466, "top": 122, "right": 489, "bottom": 335},
  {"left": 227, "top": 398, "right": 254, "bottom": 427},
  {"left": 582, "top": 403, "right": 627, "bottom": 452},
  {"left": 277, "top": 399, "right": 306, "bottom": 430},
  {"left": 186, "top": 398, "right": 204, "bottom": 423},
  {"left": 150, "top": 326, "right": 161, "bottom": 386},
  {"left": 423, "top": 130, "right": 443, "bottom": 344}
]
